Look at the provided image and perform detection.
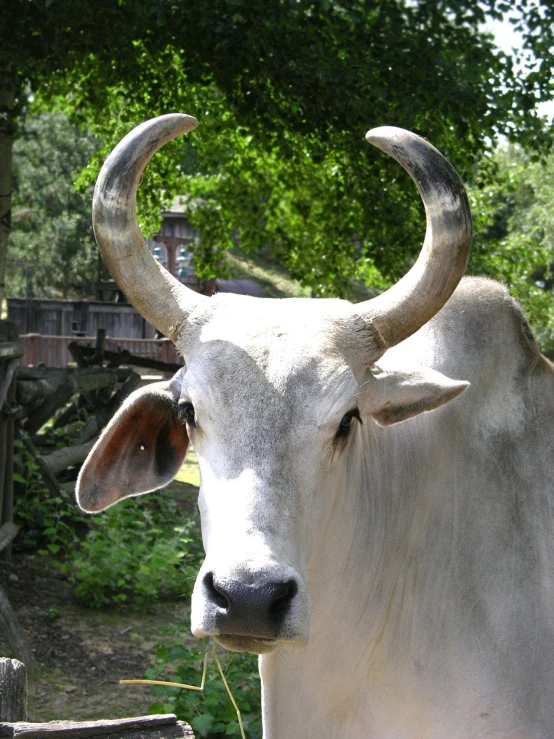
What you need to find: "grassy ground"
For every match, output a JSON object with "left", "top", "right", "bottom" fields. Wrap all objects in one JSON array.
[
  {"left": 226, "top": 246, "right": 378, "bottom": 302},
  {"left": 175, "top": 448, "right": 201, "bottom": 487},
  {"left": 0, "top": 552, "right": 193, "bottom": 723},
  {"left": 226, "top": 249, "right": 311, "bottom": 298}
]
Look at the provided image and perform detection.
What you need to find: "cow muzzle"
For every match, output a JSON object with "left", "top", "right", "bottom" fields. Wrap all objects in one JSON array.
[{"left": 191, "top": 564, "right": 310, "bottom": 654}]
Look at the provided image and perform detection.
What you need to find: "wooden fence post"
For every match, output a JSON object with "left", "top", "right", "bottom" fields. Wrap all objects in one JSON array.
[
  {"left": 0, "top": 321, "right": 23, "bottom": 561},
  {"left": 0, "top": 658, "right": 27, "bottom": 722}
]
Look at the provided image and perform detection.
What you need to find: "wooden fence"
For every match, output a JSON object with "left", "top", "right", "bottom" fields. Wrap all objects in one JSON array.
[
  {"left": 19, "top": 335, "right": 182, "bottom": 368},
  {"left": 0, "top": 321, "right": 22, "bottom": 555},
  {"left": 0, "top": 322, "right": 36, "bottom": 673},
  {"left": 0, "top": 659, "right": 195, "bottom": 737},
  {"left": 1, "top": 324, "right": 195, "bottom": 735},
  {"left": 0, "top": 325, "right": 187, "bottom": 675}
]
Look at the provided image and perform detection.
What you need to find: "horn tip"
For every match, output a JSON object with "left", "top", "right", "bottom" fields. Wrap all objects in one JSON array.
[
  {"left": 365, "top": 126, "right": 413, "bottom": 147},
  {"left": 161, "top": 112, "right": 199, "bottom": 133},
  {"left": 132, "top": 113, "right": 199, "bottom": 140}
]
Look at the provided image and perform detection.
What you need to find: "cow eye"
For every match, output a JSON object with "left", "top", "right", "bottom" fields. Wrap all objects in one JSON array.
[
  {"left": 178, "top": 401, "right": 196, "bottom": 428},
  {"left": 336, "top": 408, "right": 361, "bottom": 438}
]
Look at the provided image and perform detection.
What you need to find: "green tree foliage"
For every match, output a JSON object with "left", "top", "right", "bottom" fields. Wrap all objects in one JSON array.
[
  {"left": 468, "top": 148, "right": 554, "bottom": 355},
  {"left": 1, "top": 0, "right": 168, "bottom": 304},
  {"left": 3, "top": 0, "right": 554, "bottom": 307},
  {"left": 8, "top": 112, "right": 100, "bottom": 298},
  {"left": 53, "top": 1, "right": 554, "bottom": 297}
]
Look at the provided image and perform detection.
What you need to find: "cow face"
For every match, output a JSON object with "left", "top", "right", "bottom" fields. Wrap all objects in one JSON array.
[
  {"left": 78, "top": 114, "right": 472, "bottom": 655},
  {"left": 77, "top": 294, "right": 467, "bottom": 654}
]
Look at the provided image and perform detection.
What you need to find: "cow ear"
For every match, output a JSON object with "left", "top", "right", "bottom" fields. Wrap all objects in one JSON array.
[
  {"left": 76, "top": 381, "right": 189, "bottom": 513},
  {"left": 362, "top": 363, "right": 469, "bottom": 427}
]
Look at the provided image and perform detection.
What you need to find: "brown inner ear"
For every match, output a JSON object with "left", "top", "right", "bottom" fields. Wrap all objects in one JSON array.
[{"left": 77, "top": 391, "right": 189, "bottom": 513}]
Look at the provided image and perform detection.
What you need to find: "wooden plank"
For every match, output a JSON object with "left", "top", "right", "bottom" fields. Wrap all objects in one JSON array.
[
  {"left": 0, "top": 659, "right": 27, "bottom": 723},
  {"left": 40, "top": 440, "right": 97, "bottom": 476},
  {"left": 1, "top": 323, "right": 20, "bottom": 552},
  {"left": 74, "top": 346, "right": 181, "bottom": 373},
  {"left": 24, "top": 382, "right": 75, "bottom": 436},
  {"left": 106, "top": 349, "right": 130, "bottom": 369},
  {"left": 0, "top": 418, "right": 6, "bottom": 532},
  {"left": 17, "top": 368, "right": 70, "bottom": 380},
  {"left": 0, "top": 524, "right": 18, "bottom": 554},
  {"left": 0, "top": 345, "right": 24, "bottom": 362},
  {"left": 67, "top": 343, "right": 90, "bottom": 369},
  {"left": 0, "top": 715, "right": 195, "bottom": 738},
  {"left": 76, "top": 370, "right": 141, "bottom": 445},
  {"left": 16, "top": 368, "right": 121, "bottom": 406},
  {"left": 0, "top": 358, "right": 21, "bottom": 413},
  {"left": 1, "top": 360, "right": 17, "bottom": 558},
  {"left": 51, "top": 400, "right": 79, "bottom": 430},
  {"left": 92, "top": 329, "right": 106, "bottom": 365}
]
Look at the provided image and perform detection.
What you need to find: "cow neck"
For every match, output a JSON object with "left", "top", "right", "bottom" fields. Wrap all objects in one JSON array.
[{"left": 259, "top": 421, "right": 416, "bottom": 737}]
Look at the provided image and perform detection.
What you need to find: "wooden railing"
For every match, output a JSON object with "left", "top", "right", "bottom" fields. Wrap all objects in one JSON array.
[
  {"left": 19, "top": 334, "right": 183, "bottom": 368},
  {"left": 0, "top": 328, "right": 185, "bottom": 676},
  {"left": 0, "top": 658, "right": 195, "bottom": 737},
  {"left": 0, "top": 321, "right": 23, "bottom": 555},
  {"left": 0, "top": 322, "right": 37, "bottom": 673}
]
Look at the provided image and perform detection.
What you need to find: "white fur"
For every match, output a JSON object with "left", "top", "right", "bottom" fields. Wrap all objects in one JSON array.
[{"left": 175, "top": 278, "right": 553, "bottom": 737}]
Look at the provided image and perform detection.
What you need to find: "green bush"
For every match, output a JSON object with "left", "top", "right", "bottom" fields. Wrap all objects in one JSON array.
[
  {"left": 146, "top": 638, "right": 262, "bottom": 739},
  {"left": 13, "top": 428, "right": 205, "bottom": 609},
  {"left": 13, "top": 429, "right": 262, "bottom": 737},
  {"left": 66, "top": 496, "right": 204, "bottom": 609},
  {"left": 12, "top": 434, "right": 89, "bottom": 555}
]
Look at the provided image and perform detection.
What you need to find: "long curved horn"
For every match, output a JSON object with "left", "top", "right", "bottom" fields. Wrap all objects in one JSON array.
[
  {"left": 93, "top": 114, "right": 208, "bottom": 342},
  {"left": 357, "top": 127, "right": 472, "bottom": 349}
]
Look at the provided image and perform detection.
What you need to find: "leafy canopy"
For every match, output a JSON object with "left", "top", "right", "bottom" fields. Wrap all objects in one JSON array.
[
  {"left": 9, "top": 112, "right": 100, "bottom": 298},
  {"left": 469, "top": 146, "right": 554, "bottom": 355},
  {"left": 4, "top": 0, "right": 554, "bottom": 303}
]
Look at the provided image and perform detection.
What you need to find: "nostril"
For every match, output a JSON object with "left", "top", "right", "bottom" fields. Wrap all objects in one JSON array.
[
  {"left": 204, "top": 572, "right": 229, "bottom": 610},
  {"left": 270, "top": 579, "right": 298, "bottom": 616}
]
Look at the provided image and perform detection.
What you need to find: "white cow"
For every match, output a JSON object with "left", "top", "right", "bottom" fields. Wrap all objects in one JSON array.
[{"left": 77, "top": 115, "right": 554, "bottom": 738}]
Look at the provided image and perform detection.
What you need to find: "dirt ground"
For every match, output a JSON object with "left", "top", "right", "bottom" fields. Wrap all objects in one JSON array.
[{"left": 0, "top": 552, "right": 194, "bottom": 722}]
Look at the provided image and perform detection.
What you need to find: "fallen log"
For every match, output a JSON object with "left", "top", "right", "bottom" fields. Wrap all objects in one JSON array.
[
  {"left": 40, "top": 440, "right": 97, "bottom": 475},
  {"left": 16, "top": 367, "right": 131, "bottom": 383},
  {"left": 0, "top": 344, "right": 24, "bottom": 362},
  {"left": 72, "top": 345, "right": 182, "bottom": 373},
  {"left": 68, "top": 332, "right": 112, "bottom": 409},
  {"left": 0, "top": 524, "right": 18, "bottom": 555},
  {"left": 15, "top": 368, "right": 121, "bottom": 407},
  {"left": 0, "top": 358, "right": 22, "bottom": 414},
  {"left": 24, "top": 383, "right": 75, "bottom": 436},
  {"left": 51, "top": 400, "right": 79, "bottom": 430},
  {"left": 76, "top": 370, "right": 141, "bottom": 445},
  {"left": 1, "top": 323, "right": 20, "bottom": 560}
]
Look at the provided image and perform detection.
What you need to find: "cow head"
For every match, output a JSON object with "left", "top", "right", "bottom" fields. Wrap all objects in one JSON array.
[{"left": 77, "top": 115, "right": 471, "bottom": 654}]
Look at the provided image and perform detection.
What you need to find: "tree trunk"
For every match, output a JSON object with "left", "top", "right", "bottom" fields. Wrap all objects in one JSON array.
[{"left": 0, "top": 69, "right": 16, "bottom": 310}]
